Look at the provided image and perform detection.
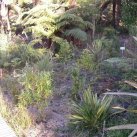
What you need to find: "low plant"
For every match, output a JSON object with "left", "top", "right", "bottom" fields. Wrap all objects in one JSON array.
[
  {"left": 35, "top": 51, "right": 53, "bottom": 71},
  {"left": 106, "top": 114, "right": 133, "bottom": 137},
  {"left": 1, "top": 76, "right": 21, "bottom": 103},
  {"left": 71, "top": 67, "right": 85, "bottom": 100},
  {"left": 70, "top": 88, "right": 112, "bottom": 136},
  {"left": 124, "top": 69, "right": 137, "bottom": 81}
]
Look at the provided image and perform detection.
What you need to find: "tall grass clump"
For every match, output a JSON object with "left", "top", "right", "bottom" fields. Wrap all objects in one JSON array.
[
  {"left": 18, "top": 65, "right": 53, "bottom": 108},
  {"left": 35, "top": 51, "right": 53, "bottom": 71}
]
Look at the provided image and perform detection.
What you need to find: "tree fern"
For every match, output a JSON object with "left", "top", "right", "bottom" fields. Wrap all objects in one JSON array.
[{"left": 17, "top": 4, "right": 93, "bottom": 46}]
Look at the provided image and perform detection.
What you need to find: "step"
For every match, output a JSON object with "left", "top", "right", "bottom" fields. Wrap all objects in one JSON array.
[{"left": 0, "top": 116, "right": 17, "bottom": 137}]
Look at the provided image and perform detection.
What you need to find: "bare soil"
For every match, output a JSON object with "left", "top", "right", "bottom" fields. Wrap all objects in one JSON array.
[{"left": 26, "top": 62, "right": 73, "bottom": 137}]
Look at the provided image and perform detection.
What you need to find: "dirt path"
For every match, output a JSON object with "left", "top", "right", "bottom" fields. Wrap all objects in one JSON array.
[
  {"left": 27, "top": 62, "right": 72, "bottom": 137},
  {"left": 44, "top": 62, "right": 72, "bottom": 137}
]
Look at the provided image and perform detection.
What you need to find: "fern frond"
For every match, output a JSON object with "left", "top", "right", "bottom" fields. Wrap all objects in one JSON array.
[
  {"left": 83, "top": 21, "right": 93, "bottom": 29},
  {"left": 64, "top": 28, "right": 87, "bottom": 41},
  {"left": 56, "top": 21, "right": 70, "bottom": 30},
  {"left": 51, "top": 36, "right": 66, "bottom": 44},
  {"left": 56, "top": 13, "right": 83, "bottom": 23},
  {"left": 21, "top": 5, "right": 57, "bottom": 24}
]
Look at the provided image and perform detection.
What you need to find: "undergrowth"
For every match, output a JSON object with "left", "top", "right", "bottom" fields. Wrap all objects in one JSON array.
[
  {"left": 0, "top": 91, "right": 32, "bottom": 136},
  {"left": 0, "top": 51, "right": 53, "bottom": 135}
]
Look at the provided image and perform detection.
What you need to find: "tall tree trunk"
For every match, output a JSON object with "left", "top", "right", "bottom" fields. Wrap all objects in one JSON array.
[{"left": 112, "top": 0, "right": 116, "bottom": 28}]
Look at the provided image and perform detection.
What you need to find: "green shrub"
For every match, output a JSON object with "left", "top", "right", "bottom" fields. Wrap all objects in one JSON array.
[
  {"left": 122, "top": 1, "right": 137, "bottom": 26},
  {"left": 70, "top": 88, "right": 112, "bottom": 135},
  {"left": 18, "top": 66, "right": 53, "bottom": 108},
  {"left": 77, "top": 49, "right": 96, "bottom": 70},
  {"left": 101, "top": 57, "right": 137, "bottom": 77},
  {"left": 53, "top": 37, "right": 73, "bottom": 62},
  {"left": 103, "top": 27, "right": 117, "bottom": 38},
  {"left": 77, "top": 38, "right": 109, "bottom": 72},
  {"left": 98, "top": 31, "right": 120, "bottom": 57},
  {"left": 0, "top": 44, "right": 46, "bottom": 68},
  {"left": 77, "top": 49, "right": 95, "bottom": 71},
  {"left": 77, "top": 0, "right": 99, "bottom": 21},
  {"left": 130, "top": 25, "right": 137, "bottom": 37},
  {"left": 107, "top": 36, "right": 120, "bottom": 57}
]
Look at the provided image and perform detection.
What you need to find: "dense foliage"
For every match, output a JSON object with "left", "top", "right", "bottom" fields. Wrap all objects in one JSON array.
[{"left": 0, "top": 0, "right": 137, "bottom": 136}]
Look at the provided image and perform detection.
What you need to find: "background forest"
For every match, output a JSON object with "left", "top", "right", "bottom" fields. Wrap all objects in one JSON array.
[{"left": 0, "top": 0, "right": 137, "bottom": 137}]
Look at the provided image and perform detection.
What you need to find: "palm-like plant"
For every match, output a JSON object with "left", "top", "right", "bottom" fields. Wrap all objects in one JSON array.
[{"left": 70, "top": 88, "right": 112, "bottom": 134}]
